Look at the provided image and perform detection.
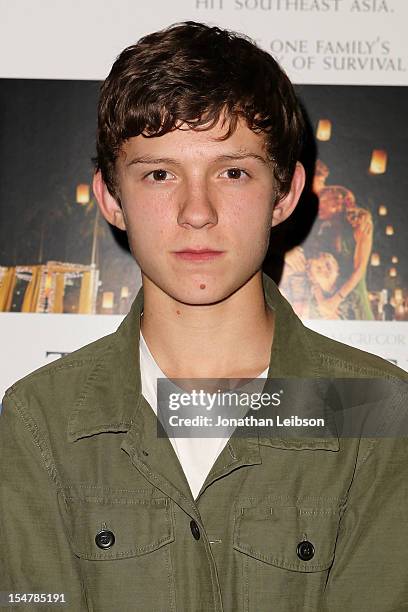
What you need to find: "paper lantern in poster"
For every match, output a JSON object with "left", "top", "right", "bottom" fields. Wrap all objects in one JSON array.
[
  {"left": 369, "top": 150, "right": 387, "bottom": 174},
  {"left": 385, "top": 225, "right": 394, "bottom": 236},
  {"left": 370, "top": 253, "right": 380, "bottom": 266},
  {"left": 392, "top": 256, "right": 399, "bottom": 264},
  {"left": 102, "top": 291, "right": 114, "bottom": 309},
  {"left": 76, "top": 184, "right": 90, "bottom": 205},
  {"left": 389, "top": 268, "right": 397, "bottom": 278},
  {"left": 378, "top": 205, "right": 387, "bottom": 216},
  {"left": 316, "top": 119, "right": 332, "bottom": 141},
  {"left": 121, "top": 286, "right": 129, "bottom": 299}
]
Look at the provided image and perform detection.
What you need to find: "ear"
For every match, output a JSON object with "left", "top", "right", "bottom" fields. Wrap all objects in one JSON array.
[
  {"left": 92, "top": 170, "right": 126, "bottom": 231},
  {"left": 271, "top": 162, "right": 306, "bottom": 227}
]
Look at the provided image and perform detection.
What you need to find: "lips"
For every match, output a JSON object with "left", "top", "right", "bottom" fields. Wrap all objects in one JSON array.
[
  {"left": 175, "top": 248, "right": 222, "bottom": 253},
  {"left": 173, "top": 249, "right": 224, "bottom": 261}
]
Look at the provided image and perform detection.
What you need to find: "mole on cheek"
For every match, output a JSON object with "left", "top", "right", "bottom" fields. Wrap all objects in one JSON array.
[
  {"left": 199, "top": 284, "right": 206, "bottom": 290},
  {"left": 176, "top": 310, "right": 181, "bottom": 315}
]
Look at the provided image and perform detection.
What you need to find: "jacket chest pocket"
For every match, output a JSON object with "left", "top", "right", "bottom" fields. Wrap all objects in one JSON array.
[
  {"left": 57, "top": 488, "right": 176, "bottom": 612},
  {"left": 233, "top": 501, "right": 341, "bottom": 612}
]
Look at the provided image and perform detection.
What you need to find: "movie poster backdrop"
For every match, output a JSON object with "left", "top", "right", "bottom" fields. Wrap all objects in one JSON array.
[{"left": 1, "top": 0, "right": 407, "bottom": 397}]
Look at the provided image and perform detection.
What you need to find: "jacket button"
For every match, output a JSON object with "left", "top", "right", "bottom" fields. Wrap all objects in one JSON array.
[
  {"left": 95, "top": 529, "right": 115, "bottom": 549},
  {"left": 190, "top": 520, "right": 201, "bottom": 540},
  {"left": 297, "top": 540, "right": 315, "bottom": 561}
]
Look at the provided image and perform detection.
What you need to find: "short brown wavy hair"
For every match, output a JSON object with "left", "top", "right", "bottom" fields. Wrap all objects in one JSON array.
[{"left": 95, "top": 20, "right": 305, "bottom": 203}]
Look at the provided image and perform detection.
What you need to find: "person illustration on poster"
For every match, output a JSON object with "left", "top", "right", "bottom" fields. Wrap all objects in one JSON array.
[{"left": 281, "top": 160, "right": 374, "bottom": 320}]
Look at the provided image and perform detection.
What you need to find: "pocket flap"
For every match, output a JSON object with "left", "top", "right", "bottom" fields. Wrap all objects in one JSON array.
[
  {"left": 58, "top": 489, "right": 174, "bottom": 560},
  {"left": 233, "top": 503, "right": 339, "bottom": 572}
]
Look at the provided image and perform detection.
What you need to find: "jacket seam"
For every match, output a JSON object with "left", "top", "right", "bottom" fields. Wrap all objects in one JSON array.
[
  {"left": 74, "top": 534, "right": 173, "bottom": 559},
  {"left": 64, "top": 497, "right": 168, "bottom": 505},
  {"left": 236, "top": 494, "right": 344, "bottom": 504},
  {"left": 74, "top": 358, "right": 107, "bottom": 407},
  {"left": 3, "top": 359, "right": 102, "bottom": 395},
  {"left": 313, "top": 348, "right": 407, "bottom": 473},
  {"left": 70, "top": 422, "right": 131, "bottom": 436},
  {"left": 137, "top": 459, "right": 199, "bottom": 515},
  {"left": 317, "top": 352, "right": 405, "bottom": 380},
  {"left": 235, "top": 544, "right": 330, "bottom": 571},
  {"left": 62, "top": 484, "right": 153, "bottom": 493},
  {"left": 6, "top": 390, "right": 62, "bottom": 489},
  {"left": 361, "top": 387, "right": 406, "bottom": 469},
  {"left": 68, "top": 358, "right": 112, "bottom": 438}
]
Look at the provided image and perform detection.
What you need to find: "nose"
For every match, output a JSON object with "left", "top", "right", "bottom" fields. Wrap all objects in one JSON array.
[{"left": 177, "top": 178, "right": 218, "bottom": 229}]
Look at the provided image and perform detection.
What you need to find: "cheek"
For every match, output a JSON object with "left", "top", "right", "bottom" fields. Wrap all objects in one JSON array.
[
  {"left": 123, "top": 199, "right": 172, "bottom": 242},
  {"left": 229, "top": 197, "right": 272, "bottom": 241}
]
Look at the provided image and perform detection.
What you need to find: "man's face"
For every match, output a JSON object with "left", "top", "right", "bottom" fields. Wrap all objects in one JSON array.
[
  {"left": 318, "top": 190, "right": 343, "bottom": 221},
  {"left": 112, "top": 116, "right": 279, "bottom": 305}
]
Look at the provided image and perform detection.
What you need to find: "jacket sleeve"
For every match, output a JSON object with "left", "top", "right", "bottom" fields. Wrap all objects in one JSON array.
[
  {"left": 322, "top": 434, "right": 408, "bottom": 612},
  {"left": 0, "top": 391, "right": 87, "bottom": 611}
]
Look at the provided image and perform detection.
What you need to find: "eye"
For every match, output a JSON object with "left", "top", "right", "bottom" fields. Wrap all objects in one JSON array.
[
  {"left": 220, "top": 168, "right": 250, "bottom": 180},
  {"left": 144, "top": 169, "right": 175, "bottom": 182}
]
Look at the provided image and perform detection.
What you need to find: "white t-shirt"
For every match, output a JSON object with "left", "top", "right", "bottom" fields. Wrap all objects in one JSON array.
[{"left": 139, "top": 329, "right": 269, "bottom": 500}]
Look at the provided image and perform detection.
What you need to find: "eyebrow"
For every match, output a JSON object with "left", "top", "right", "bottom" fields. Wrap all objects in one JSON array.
[{"left": 126, "top": 151, "right": 270, "bottom": 167}]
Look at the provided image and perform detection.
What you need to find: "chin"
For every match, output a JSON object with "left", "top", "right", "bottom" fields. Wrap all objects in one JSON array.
[
  {"left": 169, "top": 274, "right": 248, "bottom": 305},
  {"left": 144, "top": 266, "right": 257, "bottom": 306},
  {"left": 170, "top": 285, "right": 228, "bottom": 307}
]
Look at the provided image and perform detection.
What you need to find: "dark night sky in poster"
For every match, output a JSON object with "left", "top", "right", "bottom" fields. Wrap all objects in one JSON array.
[{"left": 0, "top": 79, "right": 406, "bottom": 315}]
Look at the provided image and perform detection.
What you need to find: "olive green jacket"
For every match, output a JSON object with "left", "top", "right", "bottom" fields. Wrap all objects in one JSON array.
[{"left": 1, "top": 273, "right": 407, "bottom": 611}]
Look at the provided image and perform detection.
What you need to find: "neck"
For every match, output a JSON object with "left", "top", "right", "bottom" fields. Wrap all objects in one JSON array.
[{"left": 140, "top": 271, "right": 274, "bottom": 379}]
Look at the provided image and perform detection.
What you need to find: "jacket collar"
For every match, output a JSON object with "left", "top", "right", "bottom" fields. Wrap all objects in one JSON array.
[{"left": 67, "top": 272, "right": 339, "bottom": 451}]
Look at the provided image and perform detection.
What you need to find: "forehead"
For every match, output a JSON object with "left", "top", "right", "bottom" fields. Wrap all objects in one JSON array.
[{"left": 119, "top": 115, "right": 268, "bottom": 162}]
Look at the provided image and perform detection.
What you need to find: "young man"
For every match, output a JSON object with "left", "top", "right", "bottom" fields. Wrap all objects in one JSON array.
[{"left": 1, "top": 20, "right": 407, "bottom": 612}]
